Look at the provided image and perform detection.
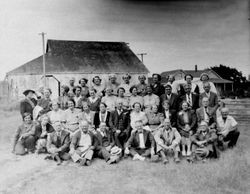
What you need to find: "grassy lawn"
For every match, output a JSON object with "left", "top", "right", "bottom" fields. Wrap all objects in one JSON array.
[{"left": 0, "top": 110, "right": 249, "bottom": 194}]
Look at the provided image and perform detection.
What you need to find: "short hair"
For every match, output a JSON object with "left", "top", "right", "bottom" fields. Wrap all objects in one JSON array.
[
  {"left": 79, "top": 78, "right": 88, "bottom": 84},
  {"left": 162, "top": 99, "right": 170, "bottom": 106},
  {"left": 138, "top": 75, "right": 146, "bottom": 80},
  {"left": 122, "top": 73, "right": 131, "bottom": 80},
  {"left": 68, "top": 99, "right": 76, "bottom": 106},
  {"left": 184, "top": 74, "right": 193, "bottom": 80},
  {"left": 221, "top": 107, "right": 229, "bottom": 113},
  {"left": 44, "top": 87, "right": 52, "bottom": 94},
  {"left": 117, "top": 87, "right": 125, "bottom": 94},
  {"left": 92, "top": 76, "right": 102, "bottom": 83},
  {"left": 73, "top": 86, "right": 82, "bottom": 94},
  {"left": 23, "top": 112, "right": 32, "bottom": 121},
  {"left": 181, "top": 101, "right": 188, "bottom": 106},
  {"left": 183, "top": 83, "right": 192, "bottom": 89},
  {"left": 132, "top": 102, "right": 142, "bottom": 109},
  {"left": 200, "top": 73, "right": 209, "bottom": 81},
  {"left": 134, "top": 119, "right": 143, "bottom": 125},
  {"left": 61, "top": 85, "right": 70, "bottom": 93},
  {"left": 129, "top": 85, "right": 138, "bottom": 93},
  {"left": 89, "top": 88, "right": 97, "bottom": 93},
  {"left": 105, "top": 87, "right": 113, "bottom": 92},
  {"left": 203, "top": 82, "right": 211, "bottom": 88},
  {"left": 100, "top": 102, "right": 107, "bottom": 108},
  {"left": 146, "top": 84, "right": 153, "bottom": 90},
  {"left": 164, "top": 84, "right": 172, "bottom": 89},
  {"left": 152, "top": 73, "right": 161, "bottom": 81}
]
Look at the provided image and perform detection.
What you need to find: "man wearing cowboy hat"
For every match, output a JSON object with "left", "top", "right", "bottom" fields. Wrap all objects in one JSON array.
[{"left": 20, "top": 89, "right": 37, "bottom": 119}]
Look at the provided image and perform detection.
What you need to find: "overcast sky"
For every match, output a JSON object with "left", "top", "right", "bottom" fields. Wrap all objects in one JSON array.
[{"left": 0, "top": 0, "right": 249, "bottom": 80}]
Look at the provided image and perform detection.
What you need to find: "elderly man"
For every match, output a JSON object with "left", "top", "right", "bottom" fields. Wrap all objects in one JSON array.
[
  {"left": 70, "top": 120, "right": 98, "bottom": 166},
  {"left": 154, "top": 119, "right": 181, "bottom": 164},
  {"left": 196, "top": 97, "right": 216, "bottom": 128},
  {"left": 160, "top": 84, "right": 178, "bottom": 113},
  {"left": 125, "top": 120, "right": 156, "bottom": 161},
  {"left": 191, "top": 122, "right": 217, "bottom": 161},
  {"left": 199, "top": 82, "right": 218, "bottom": 114},
  {"left": 179, "top": 83, "right": 199, "bottom": 111},
  {"left": 46, "top": 122, "right": 71, "bottom": 165},
  {"left": 216, "top": 107, "right": 240, "bottom": 149}
]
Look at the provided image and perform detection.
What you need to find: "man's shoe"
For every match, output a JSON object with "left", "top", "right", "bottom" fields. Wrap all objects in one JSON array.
[
  {"left": 174, "top": 157, "right": 180, "bottom": 163},
  {"left": 79, "top": 158, "right": 86, "bottom": 166},
  {"left": 85, "top": 160, "right": 91, "bottom": 166},
  {"left": 163, "top": 158, "right": 169, "bottom": 164}
]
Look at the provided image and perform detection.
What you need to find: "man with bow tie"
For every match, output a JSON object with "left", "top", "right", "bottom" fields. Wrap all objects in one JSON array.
[
  {"left": 125, "top": 120, "right": 156, "bottom": 161},
  {"left": 46, "top": 122, "right": 71, "bottom": 165}
]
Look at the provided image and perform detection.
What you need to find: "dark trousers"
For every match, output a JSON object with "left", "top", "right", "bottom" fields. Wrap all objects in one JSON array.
[
  {"left": 51, "top": 152, "right": 71, "bottom": 161},
  {"left": 96, "top": 147, "right": 111, "bottom": 161},
  {"left": 114, "top": 132, "right": 128, "bottom": 148},
  {"left": 15, "top": 136, "right": 36, "bottom": 155},
  {"left": 130, "top": 148, "right": 151, "bottom": 157},
  {"left": 223, "top": 129, "right": 240, "bottom": 148}
]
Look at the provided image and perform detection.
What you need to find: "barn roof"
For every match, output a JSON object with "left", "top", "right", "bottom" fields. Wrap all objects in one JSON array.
[{"left": 7, "top": 39, "right": 149, "bottom": 75}]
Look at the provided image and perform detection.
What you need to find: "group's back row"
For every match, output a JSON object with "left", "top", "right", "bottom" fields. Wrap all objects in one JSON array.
[{"left": 15, "top": 72, "right": 239, "bottom": 165}]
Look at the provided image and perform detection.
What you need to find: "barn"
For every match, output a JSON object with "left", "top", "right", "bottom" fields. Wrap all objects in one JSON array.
[{"left": 5, "top": 39, "right": 149, "bottom": 99}]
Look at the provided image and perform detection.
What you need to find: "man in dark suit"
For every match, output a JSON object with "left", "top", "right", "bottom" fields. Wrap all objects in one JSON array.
[
  {"left": 93, "top": 102, "right": 111, "bottom": 129},
  {"left": 160, "top": 84, "right": 178, "bottom": 113},
  {"left": 109, "top": 101, "right": 131, "bottom": 148},
  {"left": 199, "top": 82, "right": 218, "bottom": 115},
  {"left": 46, "top": 122, "right": 71, "bottom": 165},
  {"left": 196, "top": 97, "right": 216, "bottom": 128},
  {"left": 124, "top": 120, "right": 156, "bottom": 161},
  {"left": 95, "top": 122, "right": 121, "bottom": 164},
  {"left": 161, "top": 100, "right": 177, "bottom": 127},
  {"left": 70, "top": 120, "right": 98, "bottom": 166},
  {"left": 151, "top": 73, "right": 165, "bottom": 97},
  {"left": 179, "top": 83, "right": 199, "bottom": 111}
]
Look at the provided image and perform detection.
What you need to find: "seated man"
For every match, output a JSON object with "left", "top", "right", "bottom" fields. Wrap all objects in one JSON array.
[
  {"left": 191, "top": 122, "right": 217, "bottom": 162},
  {"left": 109, "top": 100, "right": 131, "bottom": 148},
  {"left": 46, "top": 122, "right": 71, "bottom": 165},
  {"left": 154, "top": 118, "right": 181, "bottom": 164},
  {"left": 124, "top": 120, "right": 156, "bottom": 161},
  {"left": 70, "top": 120, "right": 97, "bottom": 166},
  {"left": 95, "top": 122, "right": 121, "bottom": 164},
  {"left": 196, "top": 97, "right": 216, "bottom": 129},
  {"left": 216, "top": 107, "right": 240, "bottom": 149}
]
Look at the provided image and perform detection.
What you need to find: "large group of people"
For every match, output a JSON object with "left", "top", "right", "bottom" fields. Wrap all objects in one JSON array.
[{"left": 13, "top": 73, "right": 240, "bottom": 166}]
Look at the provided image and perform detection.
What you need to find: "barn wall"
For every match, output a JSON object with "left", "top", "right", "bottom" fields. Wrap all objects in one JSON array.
[{"left": 6, "top": 73, "right": 148, "bottom": 100}]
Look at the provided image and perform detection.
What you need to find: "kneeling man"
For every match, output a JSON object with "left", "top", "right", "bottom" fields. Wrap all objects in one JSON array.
[
  {"left": 216, "top": 107, "right": 240, "bottom": 149},
  {"left": 46, "top": 122, "right": 71, "bottom": 165},
  {"left": 70, "top": 120, "right": 97, "bottom": 166},
  {"left": 154, "top": 118, "right": 181, "bottom": 164},
  {"left": 125, "top": 120, "right": 156, "bottom": 161}
]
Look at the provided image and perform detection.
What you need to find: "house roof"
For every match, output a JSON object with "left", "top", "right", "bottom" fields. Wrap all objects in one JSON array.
[
  {"left": 7, "top": 39, "right": 149, "bottom": 75},
  {"left": 160, "top": 68, "right": 232, "bottom": 84}
]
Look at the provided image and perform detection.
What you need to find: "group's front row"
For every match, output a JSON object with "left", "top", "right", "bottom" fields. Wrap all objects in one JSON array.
[{"left": 12, "top": 105, "right": 240, "bottom": 166}]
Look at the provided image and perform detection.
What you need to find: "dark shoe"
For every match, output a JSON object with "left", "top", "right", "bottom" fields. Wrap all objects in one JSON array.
[
  {"left": 163, "top": 158, "right": 169, "bottom": 164},
  {"left": 44, "top": 155, "right": 53, "bottom": 160},
  {"left": 79, "top": 158, "right": 86, "bottom": 166}
]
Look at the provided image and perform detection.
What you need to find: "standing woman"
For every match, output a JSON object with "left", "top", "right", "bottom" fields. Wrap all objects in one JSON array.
[
  {"left": 197, "top": 73, "right": 217, "bottom": 94},
  {"left": 37, "top": 88, "right": 52, "bottom": 117},
  {"left": 87, "top": 88, "right": 101, "bottom": 112},
  {"left": 58, "top": 85, "right": 70, "bottom": 110},
  {"left": 91, "top": 76, "right": 106, "bottom": 97},
  {"left": 12, "top": 113, "right": 37, "bottom": 155},
  {"left": 129, "top": 86, "right": 144, "bottom": 110},
  {"left": 79, "top": 78, "right": 89, "bottom": 98},
  {"left": 20, "top": 89, "right": 37, "bottom": 119}
]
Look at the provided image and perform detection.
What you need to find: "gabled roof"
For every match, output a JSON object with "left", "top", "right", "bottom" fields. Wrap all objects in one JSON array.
[{"left": 7, "top": 39, "right": 149, "bottom": 75}]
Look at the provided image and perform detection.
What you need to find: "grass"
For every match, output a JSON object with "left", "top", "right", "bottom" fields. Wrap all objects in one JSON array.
[{"left": 0, "top": 110, "right": 249, "bottom": 194}]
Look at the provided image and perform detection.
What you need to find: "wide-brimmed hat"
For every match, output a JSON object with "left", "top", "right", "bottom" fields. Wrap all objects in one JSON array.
[
  {"left": 23, "top": 89, "right": 35, "bottom": 96},
  {"left": 110, "top": 146, "right": 122, "bottom": 156}
]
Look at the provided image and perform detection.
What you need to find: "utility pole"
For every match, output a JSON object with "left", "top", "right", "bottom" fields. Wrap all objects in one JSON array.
[
  {"left": 39, "top": 32, "right": 46, "bottom": 88},
  {"left": 137, "top": 53, "right": 147, "bottom": 63}
]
